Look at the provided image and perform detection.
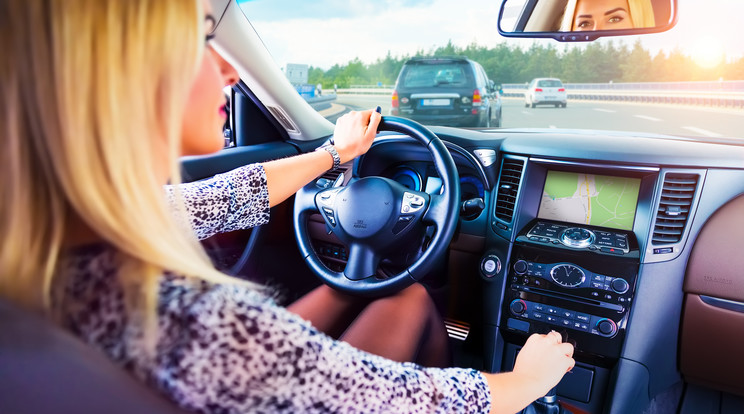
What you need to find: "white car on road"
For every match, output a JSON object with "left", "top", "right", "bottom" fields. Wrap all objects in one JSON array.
[{"left": 525, "top": 78, "right": 567, "bottom": 108}]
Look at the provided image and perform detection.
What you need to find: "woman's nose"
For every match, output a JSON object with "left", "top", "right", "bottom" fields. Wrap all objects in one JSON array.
[{"left": 212, "top": 48, "right": 239, "bottom": 87}]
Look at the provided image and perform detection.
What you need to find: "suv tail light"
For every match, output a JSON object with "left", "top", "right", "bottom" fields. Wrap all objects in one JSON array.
[
  {"left": 558, "top": 88, "right": 565, "bottom": 92},
  {"left": 535, "top": 88, "right": 543, "bottom": 92},
  {"left": 473, "top": 89, "right": 482, "bottom": 107},
  {"left": 392, "top": 90, "right": 399, "bottom": 108}
]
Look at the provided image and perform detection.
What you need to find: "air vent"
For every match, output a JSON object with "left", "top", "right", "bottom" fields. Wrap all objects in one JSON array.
[
  {"left": 266, "top": 105, "right": 299, "bottom": 133},
  {"left": 652, "top": 173, "right": 699, "bottom": 244},
  {"left": 316, "top": 166, "right": 346, "bottom": 188},
  {"left": 494, "top": 158, "right": 525, "bottom": 223}
]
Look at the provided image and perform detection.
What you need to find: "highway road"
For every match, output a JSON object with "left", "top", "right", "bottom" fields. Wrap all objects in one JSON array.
[{"left": 328, "top": 95, "right": 744, "bottom": 140}]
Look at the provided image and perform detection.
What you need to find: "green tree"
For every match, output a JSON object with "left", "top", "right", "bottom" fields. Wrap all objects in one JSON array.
[{"left": 620, "top": 40, "right": 653, "bottom": 82}]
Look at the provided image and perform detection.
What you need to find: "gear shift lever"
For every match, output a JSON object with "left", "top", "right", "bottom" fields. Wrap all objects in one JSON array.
[{"left": 521, "top": 387, "right": 570, "bottom": 414}]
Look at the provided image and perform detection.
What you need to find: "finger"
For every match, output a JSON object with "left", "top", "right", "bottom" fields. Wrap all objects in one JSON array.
[
  {"left": 547, "top": 330, "right": 562, "bottom": 343},
  {"left": 566, "top": 357, "right": 576, "bottom": 373},
  {"left": 525, "top": 332, "right": 542, "bottom": 345},
  {"left": 558, "top": 342, "right": 574, "bottom": 357},
  {"left": 366, "top": 110, "right": 382, "bottom": 136},
  {"left": 357, "top": 109, "right": 374, "bottom": 121}
]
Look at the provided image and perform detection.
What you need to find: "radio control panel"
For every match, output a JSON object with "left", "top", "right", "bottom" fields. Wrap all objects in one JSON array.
[
  {"left": 501, "top": 220, "right": 640, "bottom": 362},
  {"left": 525, "top": 221, "right": 632, "bottom": 255},
  {"left": 512, "top": 260, "right": 632, "bottom": 305}
]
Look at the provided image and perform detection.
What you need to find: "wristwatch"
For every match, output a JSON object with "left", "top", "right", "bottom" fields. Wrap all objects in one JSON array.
[{"left": 317, "top": 144, "right": 341, "bottom": 171}]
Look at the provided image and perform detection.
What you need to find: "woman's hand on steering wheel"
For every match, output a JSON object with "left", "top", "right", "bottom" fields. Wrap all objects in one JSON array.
[
  {"left": 294, "top": 116, "right": 460, "bottom": 298},
  {"left": 331, "top": 108, "right": 382, "bottom": 164}
]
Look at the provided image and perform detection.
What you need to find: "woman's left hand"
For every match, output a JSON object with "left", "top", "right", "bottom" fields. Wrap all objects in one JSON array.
[{"left": 331, "top": 108, "right": 382, "bottom": 164}]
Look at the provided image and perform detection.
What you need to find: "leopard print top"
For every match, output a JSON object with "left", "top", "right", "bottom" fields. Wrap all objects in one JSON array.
[{"left": 57, "top": 164, "right": 492, "bottom": 413}]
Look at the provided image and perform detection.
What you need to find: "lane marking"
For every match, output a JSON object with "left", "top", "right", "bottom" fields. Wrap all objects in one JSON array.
[
  {"left": 682, "top": 126, "right": 722, "bottom": 138},
  {"left": 634, "top": 115, "right": 661, "bottom": 122},
  {"left": 594, "top": 108, "right": 616, "bottom": 113},
  {"left": 549, "top": 125, "right": 557, "bottom": 129},
  {"left": 521, "top": 111, "right": 533, "bottom": 116}
]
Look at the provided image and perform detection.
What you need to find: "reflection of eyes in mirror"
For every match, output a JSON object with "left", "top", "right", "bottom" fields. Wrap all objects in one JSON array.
[
  {"left": 498, "top": 0, "right": 674, "bottom": 37},
  {"left": 561, "top": 0, "right": 655, "bottom": 31}
]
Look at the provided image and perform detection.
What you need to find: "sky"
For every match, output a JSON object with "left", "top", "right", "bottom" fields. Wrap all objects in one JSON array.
[{"left": 237, "top": 0, "right": 744, "bottom": 71}]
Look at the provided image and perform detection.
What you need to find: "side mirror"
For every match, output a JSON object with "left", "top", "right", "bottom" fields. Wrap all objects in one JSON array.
[
  {"left": 498, "top": 0, "right": 678, "bottom": 42},
  {"left": 488, "top": 79, "right": 496, "bottom": 93}
]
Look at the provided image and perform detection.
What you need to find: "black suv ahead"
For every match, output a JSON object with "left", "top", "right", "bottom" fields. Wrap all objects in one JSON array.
[{"left": 391, "top": 56, "right": 502, "bottom": 128}]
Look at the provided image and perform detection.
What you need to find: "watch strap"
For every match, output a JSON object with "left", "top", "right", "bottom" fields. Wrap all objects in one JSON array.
[{"left": 318, "top": 144, "right": 341, "bottom": 171}]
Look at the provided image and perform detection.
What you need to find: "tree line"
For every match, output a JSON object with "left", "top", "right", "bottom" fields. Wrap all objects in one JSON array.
[{"left": 307, "top": 40, "right": 744, "bottom": 89}]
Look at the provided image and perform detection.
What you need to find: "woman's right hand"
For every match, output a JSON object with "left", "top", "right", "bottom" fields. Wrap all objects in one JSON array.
[
  {"left": 330, "top": 108, "right": 381, "bottom": 164},
  {"left": 482, "top": 331, "right": 574, "bottom": 414},
  {"left": 513, "top": 331, "right": 575, "bottom": 396}
]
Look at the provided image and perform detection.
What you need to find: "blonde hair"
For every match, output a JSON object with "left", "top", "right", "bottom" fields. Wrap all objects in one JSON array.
[
  {"left": 1, "top": 0, "right": 255, "bottom": 337},
  {"left": 560, "top": 0, "right": 656, "bottom": 31},
  {"left": 560, "top": 0, "right": 578, "bottom": 32},
  {"left": 627, "top": 0, "right": 655, "bottom": 28}
]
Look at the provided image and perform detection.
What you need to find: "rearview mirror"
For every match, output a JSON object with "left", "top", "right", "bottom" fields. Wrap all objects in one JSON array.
[{"left": 498, "top": 0, "right": 678, "bottom": 41}]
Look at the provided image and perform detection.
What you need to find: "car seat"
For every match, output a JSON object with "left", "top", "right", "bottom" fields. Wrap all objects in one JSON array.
[{"left": 0, "top": 298, "right": 189, "bottom": 414}]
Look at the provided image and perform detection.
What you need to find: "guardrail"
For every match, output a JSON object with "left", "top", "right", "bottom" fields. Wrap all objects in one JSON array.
[
  {"left": 336, "top": 88, "right": 394, "bottom": 95},
  {"left": 335, "top": 82, "right": 744, "bottom": 108},
  {"left": 502, "top": 81, "right": 744, "bottom": 108}
]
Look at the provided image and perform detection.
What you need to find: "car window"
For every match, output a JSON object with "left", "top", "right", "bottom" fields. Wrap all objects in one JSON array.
[
  {"left": 237, "top": 0, "right": 743, "bottom": 138},
  {"left": 402, "top": 63, "right": 470, "bottom": 88},
  {"left": 476, "top": 65, "right": 488, "bottom": 89},
  {"left": 537, "top": 80, "right": 563, "bottom": 87}
]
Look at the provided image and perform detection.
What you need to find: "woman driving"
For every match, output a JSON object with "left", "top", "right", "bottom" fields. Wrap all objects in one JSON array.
[{"left": 0, "top": 0, "right": 574, "bottom": 413}]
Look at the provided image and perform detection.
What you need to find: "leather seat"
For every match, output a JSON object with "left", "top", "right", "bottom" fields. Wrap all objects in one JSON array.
[{"left": 0, "top": 298, "right": 188, "bottom": 414}]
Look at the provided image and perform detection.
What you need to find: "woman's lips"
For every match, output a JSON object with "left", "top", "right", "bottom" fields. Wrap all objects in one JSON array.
[{"left": 219, "top": 104, "right": 227, "bottom": 118}]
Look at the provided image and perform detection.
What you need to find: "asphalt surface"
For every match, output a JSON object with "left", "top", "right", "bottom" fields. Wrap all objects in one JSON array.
[{"left": 332, "top": 95, "right": 744, "bottom": 140}]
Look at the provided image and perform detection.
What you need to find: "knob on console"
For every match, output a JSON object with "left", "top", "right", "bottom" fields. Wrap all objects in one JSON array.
[
  {"left": 510, "top": 299, "right": 527, "bottom": 315},
  {"left": 596, "top": 318, "right": 618, "bottom": 337},
  {"left": 611, "top": 278, "right": 629, "bottom": 294},
  {"left": 560, "top": 227, "right": 595, "bottom": 249},
  {"left": 513, "top": 260, "right": 528, "bottom": 275}
]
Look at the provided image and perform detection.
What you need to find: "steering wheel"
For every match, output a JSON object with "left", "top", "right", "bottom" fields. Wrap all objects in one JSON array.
[{"left": 293, "top": 116, "right": 460, "bottom": 297}]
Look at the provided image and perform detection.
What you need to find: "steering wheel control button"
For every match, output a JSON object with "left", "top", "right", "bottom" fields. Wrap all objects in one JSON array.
[
  {"left": 596, "top": 318, "right": 618, "bottom": 337},
  {"left": 317, "top": 188, "right": 341, "bottom": 207},
  {"left": 481, "top": 254, "right": 502, "bottom": 278},
  {"left": 392, "top": 215, "right": 414, "bottom": 234},
  {"left": 321, "top": 207, "right": 337, "bottom": 227},
  {"left": 560, "top": 227, "right": 596, "bottom": 249},
  {"left": 611, "top": 278, "right": 630, "bottom": 294},
  {"left": 513, "top": 260, "right": 528, "bottom": 275},
  {"left": 402, "top": 192, "right": 426, "bottom": 213},
  {"left": 510, "top": 299, "right": 527, "bottom": 315}
]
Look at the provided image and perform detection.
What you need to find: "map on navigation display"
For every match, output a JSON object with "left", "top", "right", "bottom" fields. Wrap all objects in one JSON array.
[{"left": 538, "top": 171, "right": 641, "bottom": 231}]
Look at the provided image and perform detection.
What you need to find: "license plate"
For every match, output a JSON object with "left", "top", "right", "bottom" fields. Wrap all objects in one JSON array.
[
  {"left": 544, "top": 96, "right": 556, "bottom": 100},
  {"left": 421, "top": 99, "right": 450, "bottom": 106}
]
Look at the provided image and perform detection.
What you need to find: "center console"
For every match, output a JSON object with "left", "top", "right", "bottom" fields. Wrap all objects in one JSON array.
[
  {"left": 484, "top": 158, "right": 659, "bottom": 410},
  {"left": 502, "top": 219, "right": 639, "bottom": 365}
]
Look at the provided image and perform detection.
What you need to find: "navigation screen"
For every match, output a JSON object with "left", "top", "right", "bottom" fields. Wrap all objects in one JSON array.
[{"left": 538, "top": 171, "right": 641, "bottom": 231}]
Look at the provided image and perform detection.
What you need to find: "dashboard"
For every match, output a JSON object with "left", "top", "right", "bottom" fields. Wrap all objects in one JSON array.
[
  {"left": 308, "top": 127, "right": 744, "bottom": 413},
  {"left": 356, "top": 128, "right": 744, "bottom": 413}
]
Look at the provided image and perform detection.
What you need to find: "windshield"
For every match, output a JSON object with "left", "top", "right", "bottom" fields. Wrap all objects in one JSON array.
[{"left": 238, "top": 0, "right": 744, "bottom": 140}]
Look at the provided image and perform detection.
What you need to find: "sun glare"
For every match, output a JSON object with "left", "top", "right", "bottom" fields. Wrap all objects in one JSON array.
[{"left": 689, "top": 35, "right": 725, "bottom": 69}]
